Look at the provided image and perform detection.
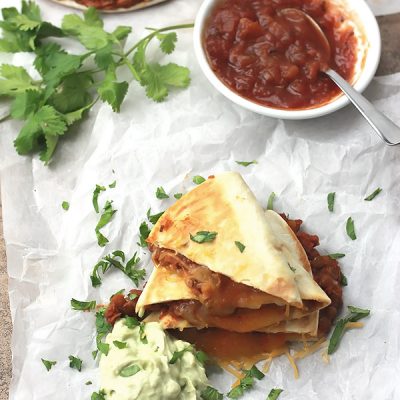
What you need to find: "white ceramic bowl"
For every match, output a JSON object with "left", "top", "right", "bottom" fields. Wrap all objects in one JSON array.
[{"left": 193, "top": 0, "right": 381, "bottom": 120}]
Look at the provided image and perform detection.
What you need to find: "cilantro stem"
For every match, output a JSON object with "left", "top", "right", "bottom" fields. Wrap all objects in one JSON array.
[{"left": 124, "top": 23, "right": 194, "bottom": 58}]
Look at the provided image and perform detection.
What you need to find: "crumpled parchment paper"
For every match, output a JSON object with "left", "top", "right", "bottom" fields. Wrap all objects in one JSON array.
[{"left": 1, "top": 0, "right": 400, "bottom": 399}]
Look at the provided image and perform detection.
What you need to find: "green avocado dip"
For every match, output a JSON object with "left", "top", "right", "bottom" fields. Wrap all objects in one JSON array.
[{"left": 99, "top": 319, "right": 208, "bottom": 399}]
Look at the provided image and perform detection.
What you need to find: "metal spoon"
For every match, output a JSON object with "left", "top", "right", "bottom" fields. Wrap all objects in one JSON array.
[{"left": 280, "top": 8, "right": 400, "bottom": 146}]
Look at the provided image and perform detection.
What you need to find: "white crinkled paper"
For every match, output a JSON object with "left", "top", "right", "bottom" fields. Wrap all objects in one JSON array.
[{"left": 1, "top": 0, "right": 400, "bottom": 399}]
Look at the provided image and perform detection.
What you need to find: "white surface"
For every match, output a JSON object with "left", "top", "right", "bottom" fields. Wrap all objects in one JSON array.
[
  {"left": 193, "top": 0, "right": 381, "bottom": 120},
  {"left": 1, "top": 0, "right": 400, "bottom": 399}
]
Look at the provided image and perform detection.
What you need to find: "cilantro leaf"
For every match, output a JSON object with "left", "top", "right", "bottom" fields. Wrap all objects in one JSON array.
[
  {"left": 147, "top": 208, "right": 164, "bottom": 224},
  {"left": 138, "top": 221, "right": 151, "bottom": 247},
  {"left": 68, "top": 355, "right": 83, "bottom": 372},
  {"left": 195, "top": 350, "right": 208, "bottom": 365},
  {"left": 340, "top": 271, "right": 348, "bottom": 286},
  {"left": 201, "top": 386, "right": 223, "bottom": 400},
  {"left": 95, "top": 200, "right": 117, "bottom": 247},
  {"left": 34, "top": 44, "right": 83, "bottom": 96},
  {"left": 193, "top": 175, "right": 206, "bottom": 185},
  {"left": 10, "top": 89, "right": 42, "bottom": 119},
  {"left": 169, "top": 347, "right": 192, "bottom": 364},
  {"left": 71, "top": 298, "right": 96, "bottom": 311},
  {"left": 62, "top": 201, "right": 70, "bottom": 211},
  {"left": 90, "top": 251, "right": 145, "bottom": 287},
  {"left": 267, "top": 192, "right": 276, "bottom": 210},
  {"left": 119, "top": 364, "right": 140, "bottom": 377},
  {"left": 346, "top": 217, "right": 356, "bottom": 240},
  {"left": 41, "top": 358, "right": 56, "bottom": 371},
  {"left": 113, "top": 340, "right": 127, "bottom": 349},
  {"left": 109, "top": 180, "right": 116, "bottom": 188},
  {"left": 91, "top": 391, "right": 106, "bottom": 400},
  {"left": 327, "top": 192, "right": 335, "bottom": 212},
  {"left": 97, "top": 67, "right": 128, "bottom": 112},
  {"left": 190, "top": 231, "right": 218, "bottom": 244},
  {"left": 93, "top": 184, "right": 106, "bottom": 213},
  {"left": 125, "top": 316, "right": 140, "bottom": 329},
  {"left": 328, "top": 253, "right": 345, "bottom": 260},
  {"left": 235, "top": 160, "right": 257, "bottom": 167},
  {"left": 227, "top": 365, "right": 264, "bottom": 399},
  {"left": 112, "top": 26, "right": 132, "bottom": 41},
  {"left": 62, "top": 8, "right": 110, "bottom": 50},
  {"left": 364, "top": 188, "right": 382, "bottom": 201},
  {"left": 156, "top": 186, "right": 169, "bottom": 199},
  {"left": 174, "top": 193, "right": 183, "bottom": 199},
  {"left": 267, "top": 388, "right": 284, "bottom": 400},
  {"left": 157, "top": 32, "right": 177, "bottom": 54},
  {"left": 0, "top": 64, "right": 37, "bottom": 96},
  {"left": 235, "top": 241, "right": 245, "bottom": 253},
  {"left": 48, "top": 72, "right": 93, "bottom": 114},
  {"left": 328, "top": 306, "right": 370, "bottom": 354},
  {"left": 14, "top": 105, "right": 67, "bottom": 163}
]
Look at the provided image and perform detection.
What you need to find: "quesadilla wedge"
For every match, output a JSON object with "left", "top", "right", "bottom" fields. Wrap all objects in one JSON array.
[
  {"left": 51, "top": 0, "right": 169, "bottom": 12},
  {"left": 136, "top": 173, "right": 330, "bottom": 341}
]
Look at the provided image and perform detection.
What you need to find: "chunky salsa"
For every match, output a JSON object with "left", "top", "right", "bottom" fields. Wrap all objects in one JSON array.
[{"left": 203, "top": 0, "right": 358, "bottom": 109}]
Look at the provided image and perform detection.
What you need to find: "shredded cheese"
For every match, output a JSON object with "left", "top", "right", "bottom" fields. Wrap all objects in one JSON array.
[
  {"left": 321, "top": 350, "right": 330, "bottom": 364},
  {"left": 293, "top": 338, "right": 327, "bottom": 360},
  {"left": 285, "top": 351, "right": 299, "bottom": 379},
  {"left": 345, "top": 321, "right": 364, "bottom": 329}
]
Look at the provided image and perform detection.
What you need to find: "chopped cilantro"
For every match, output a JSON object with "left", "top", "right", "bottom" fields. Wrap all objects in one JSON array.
[
  {"left": 70, "top": 298, "right": 96, "bottom": 311},
  {"left": 92, "top": 185, "right": 106, "bottom": 213},
  {"left": 190, "top": 231, "right": 217, "bottom": 244},
  {"left": 138, "top": 221, "right": 151, "bottom": 247},
  {"left": 235, "top": 160, "right": 257, "bottom": 167},
  {"left": 156, "top": 186, "right": 169, "bottom": 199},
  {"left": 346, "top": 217, "right": 356, "bottom": 240},
  {"left": 267, "top": 192, "right": 276, "bottom": 211},
  {"left": 119, "top": 364, "right": 140, "bottom": 377},
  {"left": 169, "top": 347, "right": 191, "bottom": 364},
  {"left": 235, "top": 241, "right": 245, "bottom": 253},
  {"left": 328, "top": 253, "right": 345, "bottom": 260},
  {"left": 113, "top": 340, "right": 127, "bottom": 349},
  {"left": 174, "top": 193, "right": 183, "bottom": 199},
  {"left": 327, "top": 192, "right": 335, "bottom": 212},
  {"left": 109, "top": 180, "right": 116, "bottom": 188},
  {"left": 147, "top": 208, "right": 164, "bottom": 224},
  {"left": 340, "top": 271, "right": 348, "bottom": 286},
  {"left": 68, "top": 355, "right": 83, "bottom": 372},
  {"left": 227, "top": 365, "right": 264, "bottom": 398},
  {"left": 61, "top": 201, "right": 69, "bottom": 210},
  {"left": 85, "top": 381, "right": 92, "bottom": 385},
  {"left": 267, "top": 388, "right": 284, "bottom": 400},
  {"left": 201, "top": 386, "right": 223, "bottom": 400},
  {"left": 91, "top": 390, "right": 106, "bottom": 400},
  {"left": 328, "top": 306, "right": 370, "bottom": 354},
  {"left": 364, "top": 188, "right": 382, "bottom": 201},
  {"left": 193, "top": 175, "right": 206, "bottom": 185},
  {"left": 41, "top": 358, "right": 57, "bottom": 371},
  {"left": 91, "top": 250, "right": 145, "bottom": 288},
  {"left": 195, "top": 350, "right": 208, "bottom": 365},
  {"left": 95, "top": 200, "right": 117, "bottom": 247}
]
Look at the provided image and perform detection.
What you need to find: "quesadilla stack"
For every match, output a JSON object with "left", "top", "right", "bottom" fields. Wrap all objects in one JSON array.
[
  {"left": 135, "top": 172, "right": 332, "bottom": 362},
  {"left": 51, "top": 0, "right": 169, "bottom": 13}
]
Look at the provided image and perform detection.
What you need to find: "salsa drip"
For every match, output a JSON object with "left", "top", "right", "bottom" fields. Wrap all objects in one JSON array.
[{"left": 204, "top": 0, "right": 358, "bottom": 109}]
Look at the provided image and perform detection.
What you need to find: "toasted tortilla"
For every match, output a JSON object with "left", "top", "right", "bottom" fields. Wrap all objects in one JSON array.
[
  {"left": 50, "top": 0, "right": 169, "bottom": 13},
  {"left": 136, "top": 173, "right": 330, "bottom": 336},
  {"left": 142, "top": 172, "right": 330, "bottom": 307}
]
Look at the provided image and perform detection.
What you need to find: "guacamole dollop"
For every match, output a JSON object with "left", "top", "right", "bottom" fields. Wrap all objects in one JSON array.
[{"left": 99, "top": 320, "right": 208, "bottom": 399}]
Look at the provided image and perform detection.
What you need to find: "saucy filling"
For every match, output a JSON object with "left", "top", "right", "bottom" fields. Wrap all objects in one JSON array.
[
  {"left": 204, "top": 0, "right": 358, "bottom": 109},
  {"left": 76, "top": 0, "right": 149, "bottom": 9},
  {"left": 105, "top": 215, "right": 343, "bottom": 359}
]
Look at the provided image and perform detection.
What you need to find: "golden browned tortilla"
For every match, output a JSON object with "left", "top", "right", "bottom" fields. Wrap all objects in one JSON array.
[{"left": 136, "top": 172, "right": 330, "bottom": 337}]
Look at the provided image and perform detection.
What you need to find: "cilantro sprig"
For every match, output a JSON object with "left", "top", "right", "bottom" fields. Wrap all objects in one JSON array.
[
  {"left": 91, "top": 250, "right": 145, "bottom": 288},
  {"left": 0, "top": 2, "right": 193, "bottom": 164}
]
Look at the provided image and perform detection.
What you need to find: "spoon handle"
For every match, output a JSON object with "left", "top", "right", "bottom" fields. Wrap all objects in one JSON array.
[{"left": 325, "top": 68, "right": 400, "bottom": 146}]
